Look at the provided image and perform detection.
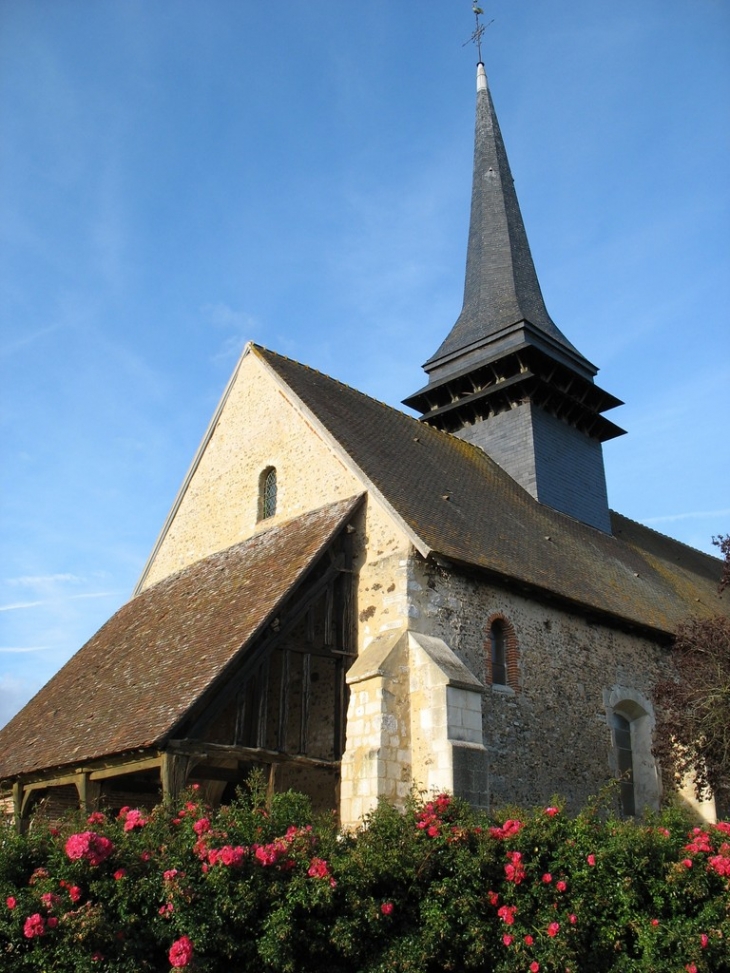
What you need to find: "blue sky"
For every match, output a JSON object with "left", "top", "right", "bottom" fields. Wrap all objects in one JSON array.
[{"left": 1, "top": 1, "right": 728, "bottom": 729}]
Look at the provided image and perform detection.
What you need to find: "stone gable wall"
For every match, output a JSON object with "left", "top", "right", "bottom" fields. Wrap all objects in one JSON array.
[
  {"left": 142, "top": 354, "right": 364, "bottom": 586},
  {"left": 141, "top": 355, "right": 413, "bottom": 636}
]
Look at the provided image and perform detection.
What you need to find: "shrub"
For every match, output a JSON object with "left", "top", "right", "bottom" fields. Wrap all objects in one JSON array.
[{"left": 0, "top": 782, "right": 728, "bottom": 972}]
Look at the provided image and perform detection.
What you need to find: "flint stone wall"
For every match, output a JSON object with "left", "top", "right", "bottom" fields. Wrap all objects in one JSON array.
[{"left": 405, "top": 554, "right": 671, "bottom": 813}]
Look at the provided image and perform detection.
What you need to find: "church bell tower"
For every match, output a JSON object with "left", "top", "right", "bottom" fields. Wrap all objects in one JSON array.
[{"left": 404, "top": 62, "right": 624, "bottom": 533}]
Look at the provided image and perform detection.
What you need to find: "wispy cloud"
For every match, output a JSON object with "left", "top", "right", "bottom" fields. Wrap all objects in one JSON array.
[
  {"left": 643, "top": 509, "right": 730, "bottom": 525},
  {"left": 201, "top": 303, "right": 261, "bottom": 365},
  {"left": 0, "top": 592, "right": 114, "bottom": 612},
  {"left": 0, "top": 646, "right": 50, "bottom": 654},
  {"left": 0, "top": 324, "right": 63, "bottom": 358},
  {"left": 202, "top": 302, "right": 257, "bottom": 331},
  {"left": 6, "top": 573, "right": 83, "bottom": 587}
]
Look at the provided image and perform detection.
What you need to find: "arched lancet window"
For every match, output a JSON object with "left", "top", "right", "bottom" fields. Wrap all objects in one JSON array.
[
  {"left": 486, "top": 614, "right": 520, "bottom": 691},
  {"left": 612, "top": 712, "right": 636, "bottom": 816},
  {"left": 607, "top": 689, "right": 660, "bottom": 818},
  {"left": 490, "top": 620, "right": 507, "bottom": 686},
  {"left": 259, "top": 467, "right": 277, "bottom": 521}
]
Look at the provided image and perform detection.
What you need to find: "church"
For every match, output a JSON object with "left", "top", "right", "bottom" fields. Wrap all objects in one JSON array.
[{"left": 0, "top": 57, "right": 724, "bottom": 830}]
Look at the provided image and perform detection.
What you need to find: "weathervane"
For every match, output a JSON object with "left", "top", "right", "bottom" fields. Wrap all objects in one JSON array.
[{"left": 463, "top": 4, "right": 493, "bottom": 62}]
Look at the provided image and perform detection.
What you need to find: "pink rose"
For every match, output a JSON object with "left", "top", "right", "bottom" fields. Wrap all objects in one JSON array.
[
  {"left": 122, "top": 809, "right": 147, "bottom": 831},
  {"left": 307, "top": 857, "right": 330, "bottom": 879},
  {"left": 65, "top": 832, "right": 114, "bottom": 866},
  {"left": 23, "top": 913, "right": 45, "bottom": 938},
  {"left": 586, "top": 854, "right": 596, "bottom": 866},
  {"left": 547, "top": 921, "right": 560, "bottom": 937},
  {"left": 380, "top": 901, "right": 394, "bottom": 915},
  {"left": 497, "top": 904, "right": 517, "bottom": 925},
  {"left": 6, "top": 897, "right": 16, "bottom": 909},
  {"left": 169, "top": 934, "right": 194, "bottom": 968}
]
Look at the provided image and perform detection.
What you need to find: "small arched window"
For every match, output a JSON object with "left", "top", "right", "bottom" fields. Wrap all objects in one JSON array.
[
  {"left": 486, "top": 614, "right": 519, "bottom": 691},
  {"left": 490, "top": 621, "right": 507, "bottom": 686},
  {"left": 259, "top": 467, "right": 277, "bottom": 521}
]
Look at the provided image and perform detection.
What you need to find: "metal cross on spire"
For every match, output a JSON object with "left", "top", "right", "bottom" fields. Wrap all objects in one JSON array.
[{"left": 463, "top": 5, "right": 493, "bottom": 63}]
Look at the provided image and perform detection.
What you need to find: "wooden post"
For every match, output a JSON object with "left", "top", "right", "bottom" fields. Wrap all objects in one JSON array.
[
  {"left": 12, "top": 781, "right": 23, "bottom": 834},
  {"left": 266, "top": 762, "right": 277, "bottom": 807},
  {"left": 75, "top": 773, "right": 101, "bottom": 814},
  {"left": 299, "top": 652, "right": 311, "bottom": 754},
  {"left": 257, "top": 660, "right": 270, "bottom": 749},
  {"left": 277, "top": 651, "right": 290, "bottom": 751},
  {"left": 160, "top": 753, "right": 191, "bottom": 804}
]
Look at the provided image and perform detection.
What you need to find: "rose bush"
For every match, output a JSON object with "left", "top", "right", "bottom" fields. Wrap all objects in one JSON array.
[{"left": 0, "top": 778, "right": 728, "bottom": 972}]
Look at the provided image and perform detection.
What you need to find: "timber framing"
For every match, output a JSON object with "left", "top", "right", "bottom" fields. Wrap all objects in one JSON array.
[{"left": 3, "top": 506, "right": 356, "bottom": 832}]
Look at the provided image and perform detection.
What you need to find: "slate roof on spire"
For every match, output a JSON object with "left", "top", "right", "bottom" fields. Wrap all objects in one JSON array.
[{"left": 423, "top": 63, "right": 594, "bottom": 381}]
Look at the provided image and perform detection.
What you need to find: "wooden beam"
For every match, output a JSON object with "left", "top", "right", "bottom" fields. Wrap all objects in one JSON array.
[
  {"left": 168, "top": 739, "right": 338, "bottom": 770},
  {"left": 188, "top": 765, "right": 245, "bottom": 783},
  {"left": 9, "top": 753, "right": 164, "bottom": 825},
  {"left": 19, "top": 773, "right": 84, "bottom": 818},
  {"left": 89, "top": 756, "right": 162, "bottom": 781}
]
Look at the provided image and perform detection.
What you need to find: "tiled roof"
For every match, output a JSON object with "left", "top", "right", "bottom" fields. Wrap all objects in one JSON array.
[
  {"left": 257, "top": 346, "right": 725, "bottom": 635},
  {"left": 0, "top": 496, "right": 363, "bottom": 781}
]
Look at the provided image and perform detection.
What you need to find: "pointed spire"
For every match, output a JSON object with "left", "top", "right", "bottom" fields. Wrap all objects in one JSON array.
[
  {"left": 404, "top": 60, "right": 625, "bottom": 534},
  {"left": 423, "top": 62, "right": 594, "bottom": 381}
]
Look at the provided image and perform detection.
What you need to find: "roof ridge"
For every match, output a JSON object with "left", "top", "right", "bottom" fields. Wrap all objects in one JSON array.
[
  {"left": 251, "top": 343, "right": 522, "bottom": 477},
  {"left": 611, "top": 509, "right": 723, "bottom": 564}
]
